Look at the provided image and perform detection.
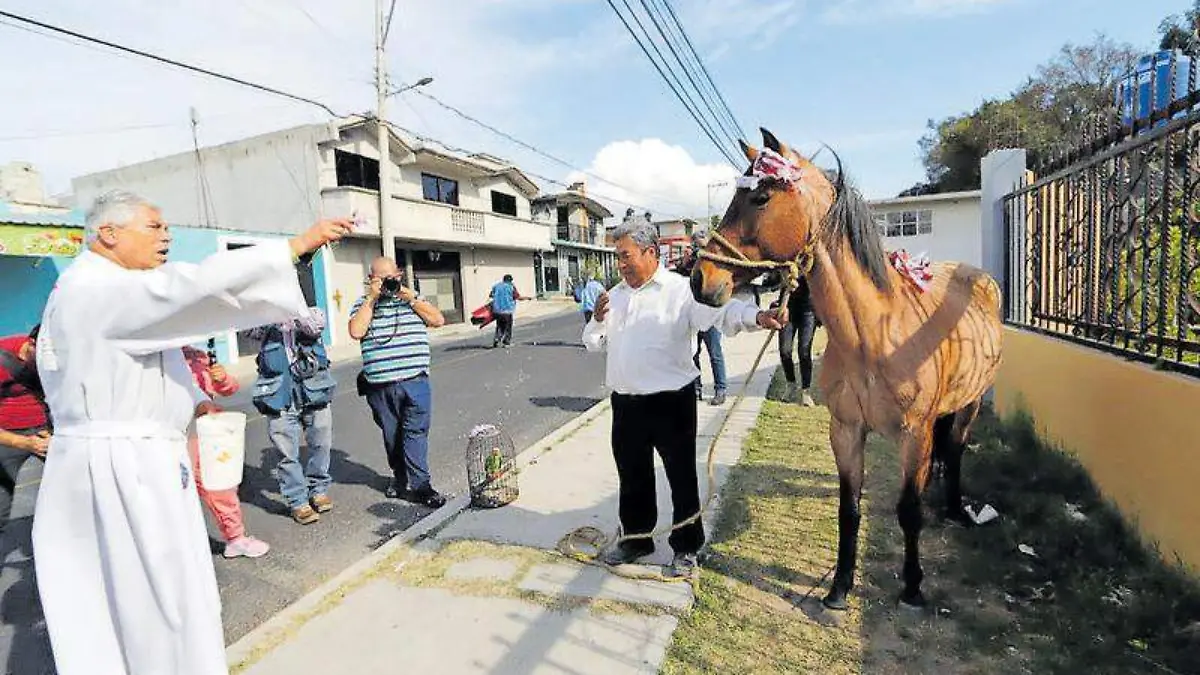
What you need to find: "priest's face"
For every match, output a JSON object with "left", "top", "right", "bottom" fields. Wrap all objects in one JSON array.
[{"left": 97, "top": 205, "right": 172, "bottom": 270}]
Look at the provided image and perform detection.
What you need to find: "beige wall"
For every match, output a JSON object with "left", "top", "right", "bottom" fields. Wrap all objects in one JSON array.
[
  {"left": 994, "top": 327, "right": 1200, "bottom": 573},
  {"left": 458, "top": 247, "right": 536, "bottom": 314},
  {"left": 326, "top": 238, "right": 378, "bottom": 347}
]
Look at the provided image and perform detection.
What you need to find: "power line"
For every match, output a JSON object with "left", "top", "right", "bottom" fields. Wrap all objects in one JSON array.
[
  {"left": 656, "top": 0, "right": 745, "bottom": 142},
  {"left": 637, "top": 0, "right": 740, "bottom": 149},
  {"left": 0, "top": 9, "right": 342, "bottom": 117},
  {"left": 604, "top": 0, "right": 740, "bottom": 166},
  {"left": 413, "top": 90, "right": 697, "bottom": 212},
  {"left": 382, "top": 0, "right": 399, "bottom": 46}
]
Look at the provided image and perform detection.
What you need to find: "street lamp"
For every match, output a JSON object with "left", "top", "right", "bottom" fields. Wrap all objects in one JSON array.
[
  {"left": 386, "top": 76, "right": 433, "bottom": 98},
  {"left": 706, "top": 180, "right": 730, "bottom": 232}
]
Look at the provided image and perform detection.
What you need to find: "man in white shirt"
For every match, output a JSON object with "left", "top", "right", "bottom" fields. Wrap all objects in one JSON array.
[
  {"left": 34, "top": 188, "right": 351, "bottom": 675},
  {"left": 582, "top": 214, "right": 782, "bottom": 577}
]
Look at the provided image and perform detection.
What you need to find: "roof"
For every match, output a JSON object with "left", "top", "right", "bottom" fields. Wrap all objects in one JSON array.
[
  {"left": 868, "top": 189, "right": 982, "bottom": 209},
  {"left": 531, "top": 192, "right": 614, "bottom": 219},
  {"left": 0, "top": 201, "right": 85, "bottom": 227}
]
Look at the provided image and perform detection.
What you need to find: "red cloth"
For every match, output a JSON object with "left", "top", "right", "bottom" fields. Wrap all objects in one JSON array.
[
  {"left": 0, "top": 336, "right": 47, "bottom": 431},
  {"left": 470, "top": 304, "right": 496, "bottom": 329}
]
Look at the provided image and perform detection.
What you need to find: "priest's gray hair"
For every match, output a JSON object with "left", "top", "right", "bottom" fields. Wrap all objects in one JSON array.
[
  {"left": 85, "top": 189, "right": 156, "bottom": 244},
  {"left": 611, "top": 213, "right": 658, "bottom": 251}
]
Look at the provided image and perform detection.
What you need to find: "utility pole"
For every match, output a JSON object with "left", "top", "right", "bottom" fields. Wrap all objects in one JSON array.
[
  {"left": 374, "top": 0, "right": 395, "bottom": 262},
  {"left": 706, "top": 180, "right": 728, "bottom": 233}
]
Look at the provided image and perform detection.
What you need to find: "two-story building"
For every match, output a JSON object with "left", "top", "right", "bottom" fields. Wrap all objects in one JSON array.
[
  {"left": 653, "top": 217, "right": 699, "bottom": 271},
  {"left": 531, "top": 182, "right": 616, "bottom": 295},
  {"left": 72, "top": 118, "right": 553, "bottom": 361}
]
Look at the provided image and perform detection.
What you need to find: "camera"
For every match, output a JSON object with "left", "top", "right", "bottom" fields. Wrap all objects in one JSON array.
[{"left": 381, "top": 276, "right": 402, "bottom": 297}]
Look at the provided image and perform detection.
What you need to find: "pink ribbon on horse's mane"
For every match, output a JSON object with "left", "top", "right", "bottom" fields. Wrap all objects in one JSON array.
[
  {"left": 735, "top": 148, "right": 805, "bottom": 192},
  {"left": 888, "top": 249, "right": 934, "bottom": 293}
]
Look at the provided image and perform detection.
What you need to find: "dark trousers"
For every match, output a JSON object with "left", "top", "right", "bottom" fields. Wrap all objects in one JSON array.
[
  {"left": 493, "top": 312, "right": 514, "bottom": 346},
  {"left": 365, "top": 374, "right": 433, "bottom": 491},
  {"left": 779, "top": 310, "right": 817, "bottom": 388},
  {"left": 610, "top": 383, "right": 703, "bottom": 554},
  {"left": 0, "top": 428, "right": 44, "bottom": 535},
  {"left": 583, "top": 310, "right": 594, "bottom": 324}
]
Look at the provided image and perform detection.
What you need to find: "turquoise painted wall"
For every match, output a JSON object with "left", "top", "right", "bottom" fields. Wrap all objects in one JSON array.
[
  {"left": 0, "top": 255, "right": 72, "bottom": 336},
  {"left": 0, "top": 226, "right": 328, "bottom": 363}
]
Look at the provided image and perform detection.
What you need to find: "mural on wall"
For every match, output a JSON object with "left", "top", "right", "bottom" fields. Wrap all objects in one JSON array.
[{"left": 0, "top": 225, "right": 84, "bottom": 257}]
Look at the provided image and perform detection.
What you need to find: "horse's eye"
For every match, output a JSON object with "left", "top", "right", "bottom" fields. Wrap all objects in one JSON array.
[{"left": 751, "top": 189, "right": 771, "bottom": 207}]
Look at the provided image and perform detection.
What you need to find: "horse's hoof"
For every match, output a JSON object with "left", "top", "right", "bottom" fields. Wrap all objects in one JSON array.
[
  {"left": 822, "top": 591, "right": 849, "bottom": 611},
  {"left": 898, "top": 591, "right": 926, "bottom": 610}
]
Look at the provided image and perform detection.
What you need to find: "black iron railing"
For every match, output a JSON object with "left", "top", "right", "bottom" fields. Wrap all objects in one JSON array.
[{"left": 1003, "top": 57, "right": 1200, "bottom": 377}]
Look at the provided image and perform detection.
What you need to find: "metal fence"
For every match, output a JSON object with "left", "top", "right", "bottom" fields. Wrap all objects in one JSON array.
[{"left": 1002, "top": 54, "right": 1200, "bottom": 377}]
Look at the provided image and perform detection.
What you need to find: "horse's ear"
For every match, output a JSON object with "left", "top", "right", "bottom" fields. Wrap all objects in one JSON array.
[
  {"left": 761, "top": 127, "right": 783, "bottom": 153},
  {"left": 739, "top": 139, "right": 758, "bottom": 163}
]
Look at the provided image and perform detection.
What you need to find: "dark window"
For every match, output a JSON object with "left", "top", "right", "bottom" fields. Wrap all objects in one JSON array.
[
  {"left": 556, "top": 206, "right": 569, "bottom": 223},
  {"left": 421, "top": 173, "right": 459, "bottom": 205},
  {"left": 491, "top": 191, "right": 517, "bottom": 217},
  {"left": 334, "top": 150, "right": 379, "bottom": 190}
]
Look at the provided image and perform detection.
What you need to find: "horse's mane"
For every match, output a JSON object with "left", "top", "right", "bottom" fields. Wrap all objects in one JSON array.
[{"left": 818, "top": 150, "right": 893, "bottom": 293}]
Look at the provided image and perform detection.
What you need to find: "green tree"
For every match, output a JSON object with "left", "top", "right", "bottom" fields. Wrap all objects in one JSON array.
[
  {"left": 1159, "top": 0, "right": 1200, "bottom": 54},
  {"left": 910, "top": 35, "right": 1138, "bottom": 194}
]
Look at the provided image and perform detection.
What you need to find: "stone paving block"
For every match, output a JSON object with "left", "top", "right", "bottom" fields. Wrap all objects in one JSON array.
[
  {"left": 445, "top": 557, "right": 521, "bottom": 582},
  {"left": 518, "top": 563, "right": 693, "bottom": 611}
]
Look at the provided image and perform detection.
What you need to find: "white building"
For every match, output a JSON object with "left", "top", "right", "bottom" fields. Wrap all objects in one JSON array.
[
  {"left": 72, "top": 119, "right": 553, "bottom": 347},
  {"left": 530, "top": 182, "right": 616, "bottom": 295},
  {"left": 869, "top": 190, "right": 983, "bottom": 267}
]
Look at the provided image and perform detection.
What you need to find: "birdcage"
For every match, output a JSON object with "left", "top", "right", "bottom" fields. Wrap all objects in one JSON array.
[{"left": 466, "top": 424, "right": 519, "bottom": 508}]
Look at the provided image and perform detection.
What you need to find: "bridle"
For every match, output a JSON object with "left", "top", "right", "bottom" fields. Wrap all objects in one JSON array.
[{"left": 693, "top": 146, "right": 820, "bottom": 305}]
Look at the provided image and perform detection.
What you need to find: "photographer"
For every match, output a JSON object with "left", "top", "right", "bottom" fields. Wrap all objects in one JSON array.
[{"left": 348, "top": 256, "right": 448, "bottom": 508}]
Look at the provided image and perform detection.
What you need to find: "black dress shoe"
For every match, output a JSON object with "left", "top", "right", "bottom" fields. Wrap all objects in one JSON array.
[
  {"left": 602, "top": 542, "right": 654, "bottom": 566},
  {"left": 404, "top": 487, "right": 448, "bottom": 508},
  {"left": 384, "top": 478, "right": 407, "bottom": 499}
]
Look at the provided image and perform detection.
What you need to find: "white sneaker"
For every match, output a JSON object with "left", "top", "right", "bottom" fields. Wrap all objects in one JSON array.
[
  {"left": 223, "top": 536, "right": 270, "bottom": 559},
  {"left": 800, "top": 390, "right": 816, "bottom": 407}
]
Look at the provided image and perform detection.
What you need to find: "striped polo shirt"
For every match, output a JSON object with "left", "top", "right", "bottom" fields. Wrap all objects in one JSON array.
[{"left": 353, "top": 295, "right": 431, "bottom": 384}]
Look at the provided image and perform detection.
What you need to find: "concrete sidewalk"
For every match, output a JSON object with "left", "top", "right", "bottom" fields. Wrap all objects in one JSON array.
[{"left": 228, "top": 327, "right": 781, "bottom": 675}]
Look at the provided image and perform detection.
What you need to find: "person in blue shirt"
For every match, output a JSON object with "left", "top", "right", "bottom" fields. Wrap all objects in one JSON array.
[
  {"left": 578, "top": 274, "right": 607, "bottom": 325},
  {"left": 489, "top": 274, "right": 528, "bottom": 349}
]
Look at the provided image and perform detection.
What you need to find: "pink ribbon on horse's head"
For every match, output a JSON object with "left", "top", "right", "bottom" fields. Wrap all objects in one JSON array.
[
  {"left": 888, "top": 249, "right": 934, "bottom": 293},
  {"left": 735, "top": 148, "right": 805, "bottom": 192}
]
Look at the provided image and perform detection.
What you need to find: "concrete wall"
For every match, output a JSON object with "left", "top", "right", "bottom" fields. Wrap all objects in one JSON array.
[
  {"left": 326, "top": 238, "right": 378, "bottom": 348},
  {"left": 993, "top": 327, "right": 1200, "bottom": 573},
  {"left": 72, "top": 125, "right": 331, "bottom": 236},
  {"left": 980, "top": 149, "right": 1028, "bottom": 284},
  {"left": 458, "top": 247, "right": 537, "bottom": 313},
  {"left": 874, "top": 196, "right": 983, "bottom": 266}
]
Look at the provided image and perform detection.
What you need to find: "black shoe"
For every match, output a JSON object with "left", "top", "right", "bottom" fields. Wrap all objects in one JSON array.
[
  {"left": 602, "top": 542, "right": 654, "bottom": 566},
  {"left": 404, "top": 487, "right": 448, "bottom": 509},
  {"left": 384, "top": 478, "right": 407, "bottom": 499},
  {"left": 669, "top": 552, "right": 699, "bottom": 578},
  {"left": 709, "top": 391, "right": 727, "bottom": 406}
]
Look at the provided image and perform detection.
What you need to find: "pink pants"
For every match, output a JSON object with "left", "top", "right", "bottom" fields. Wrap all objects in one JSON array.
[{"left": 187, "top": 433, "right": 245, "bottom": 542}]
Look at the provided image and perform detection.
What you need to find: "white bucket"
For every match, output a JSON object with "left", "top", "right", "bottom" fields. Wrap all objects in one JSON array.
[{"left": 195, "top": 411, "right": 247, "bottom": 491}]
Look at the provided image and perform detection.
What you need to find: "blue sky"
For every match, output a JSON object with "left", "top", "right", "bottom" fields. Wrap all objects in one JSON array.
[{"left": 0, "top": 0, "right": 1183, "bottom": 221}]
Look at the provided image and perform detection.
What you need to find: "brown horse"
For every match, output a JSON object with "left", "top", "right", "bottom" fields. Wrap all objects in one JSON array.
[{"left": 692, "top": 128, "right": 1003, "bottom": 610}]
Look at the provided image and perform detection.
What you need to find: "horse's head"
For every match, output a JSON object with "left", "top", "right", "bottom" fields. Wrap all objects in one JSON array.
[{"left": 691, "top": 128, "right": 836, "bottom": 307}]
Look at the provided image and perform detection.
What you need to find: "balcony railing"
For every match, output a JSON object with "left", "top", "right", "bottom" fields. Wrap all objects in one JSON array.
[
  {"left": 554, "top": 222, "right": 600, "bottom": 246},
  {"left": 452, "top": 208, "right": 486, "bottom": 235}
]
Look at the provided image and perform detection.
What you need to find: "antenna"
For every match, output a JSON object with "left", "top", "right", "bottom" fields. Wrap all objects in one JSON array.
[{"left": 190, "top": 107, "right": 216, "bottom": 228}]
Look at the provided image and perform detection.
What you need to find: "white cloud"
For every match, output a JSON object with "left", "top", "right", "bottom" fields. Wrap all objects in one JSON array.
[{"left": 566, "top": 139, "right": 739, "bottom": 221}]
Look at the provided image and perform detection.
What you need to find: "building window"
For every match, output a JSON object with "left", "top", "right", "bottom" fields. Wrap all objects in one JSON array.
[
  {"left": 878, "top": 209, "right": 932, "bottom": 238},
  {"left": 491, "top": 191, "right": 518, "bottom": 217},
  {"left": 335, "top": 150, "right": 379, "bottom": 191},
  {"left": 421, "top": 173, "right": 459, "bottom": 206}
]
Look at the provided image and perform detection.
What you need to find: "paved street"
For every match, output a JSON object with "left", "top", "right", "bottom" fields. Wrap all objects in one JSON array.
[{"left": 0, "top": 309, "right": 606, "bottom": 674}]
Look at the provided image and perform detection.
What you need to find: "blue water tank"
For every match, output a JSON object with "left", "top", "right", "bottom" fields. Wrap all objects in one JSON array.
[{"left": 1115, "top": 49, "right": 1192, "bottom": 131}]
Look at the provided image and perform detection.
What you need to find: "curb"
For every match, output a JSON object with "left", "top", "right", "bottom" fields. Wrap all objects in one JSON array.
[{"left": 225, "top": 395, "right": 612, "bottom": 671}]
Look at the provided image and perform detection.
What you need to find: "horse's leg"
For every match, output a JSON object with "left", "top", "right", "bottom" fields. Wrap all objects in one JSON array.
[
  {"left": 939, "top": 399, "right": 982, "bottom": 525},
  {"left": 897, "top": 424, "right": 934, "bottom": 608},
  {"left": 822, "top": 416, "right": 866, "bottom": 611}
]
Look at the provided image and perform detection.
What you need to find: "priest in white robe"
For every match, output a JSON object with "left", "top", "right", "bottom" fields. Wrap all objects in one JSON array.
[{"left": 33, "top": 188, "right": 351, "bottom": 675}]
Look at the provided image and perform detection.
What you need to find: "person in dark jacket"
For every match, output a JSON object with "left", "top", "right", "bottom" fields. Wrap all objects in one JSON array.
[
  {"left": 0, "top": 324, "right": 49, "bottom": 540},
  {"left": 250, "top": 308, "right": 337, "bottom": 525}
]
